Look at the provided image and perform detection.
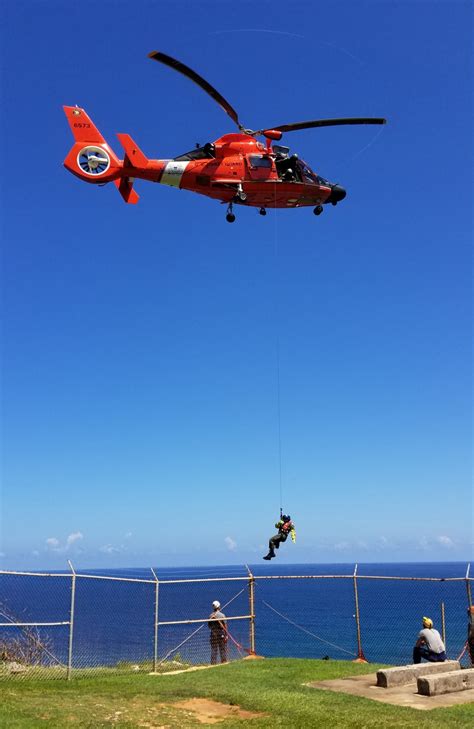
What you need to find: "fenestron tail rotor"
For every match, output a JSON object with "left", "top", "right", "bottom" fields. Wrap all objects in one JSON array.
[{"left": 78, "top": 146, "right": 111, "bottom": 176}]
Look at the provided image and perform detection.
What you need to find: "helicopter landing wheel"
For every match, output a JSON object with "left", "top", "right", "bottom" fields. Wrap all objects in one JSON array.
[
  {"left": 313, "top": 205, "right": 323, "bottom": 216},
  {"left": 259, "top": 208, "right": 267, "bottom": 216},
  {"left": 226, "top": 202, "right": 236, "bottom": 223}
]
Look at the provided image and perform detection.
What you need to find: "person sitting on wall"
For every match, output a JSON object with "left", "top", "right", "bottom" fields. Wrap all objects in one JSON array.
[{"left": 413, "top": 616, "right": 447, "bottom": 663}]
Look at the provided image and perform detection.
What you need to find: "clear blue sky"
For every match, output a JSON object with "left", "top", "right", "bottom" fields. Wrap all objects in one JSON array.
[{"left": 1, "top": 1, "right": 472, "bottom": 569}]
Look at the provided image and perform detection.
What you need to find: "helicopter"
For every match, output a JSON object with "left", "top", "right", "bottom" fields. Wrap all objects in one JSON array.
[{"left": 63, "top": 51, "right": 386, "bottom": 222}]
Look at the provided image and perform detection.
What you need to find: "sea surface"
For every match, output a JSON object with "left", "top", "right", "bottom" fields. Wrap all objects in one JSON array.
[{"left": 0, "top": 562, "right": 471, "bottom": 670}]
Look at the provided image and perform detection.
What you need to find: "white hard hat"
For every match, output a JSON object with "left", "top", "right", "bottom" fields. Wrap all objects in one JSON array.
[{"left": 212, "top": 600, "right": 221, "bottom": 609}]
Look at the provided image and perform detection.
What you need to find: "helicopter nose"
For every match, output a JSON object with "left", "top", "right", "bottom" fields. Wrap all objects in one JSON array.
[{"left": 328, "top": 184, "right": 347, "bottom": 205}]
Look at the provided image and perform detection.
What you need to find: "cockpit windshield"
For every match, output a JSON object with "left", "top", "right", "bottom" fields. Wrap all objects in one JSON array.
[
  {"left": 299, "top": 160, "right": 318, "bottom": 183},
  {"left": 174, "top": 143, "right": 215, "bottom": 161},
  {"left": 316, "top": 174, "right": 331, "bottom": 187}
]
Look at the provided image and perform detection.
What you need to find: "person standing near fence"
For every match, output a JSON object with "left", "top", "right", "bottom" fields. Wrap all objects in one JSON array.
[
  {"left": 208, "top": 600, "right": 228, "bottom": 664},
  {"left": 468, "top": 606, "right": 474, "bottom": 665},
  {"left": 413, "top": 616, "right": 446, "bottom": 664}
]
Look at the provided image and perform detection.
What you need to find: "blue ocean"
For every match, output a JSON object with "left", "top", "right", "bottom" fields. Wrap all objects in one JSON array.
[{"left": 0, "top": 562, "right": 471, "bottom": 672}]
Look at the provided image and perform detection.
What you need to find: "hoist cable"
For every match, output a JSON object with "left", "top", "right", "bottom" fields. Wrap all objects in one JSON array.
[
  {"left": 261, "top": 599, "right": 356, "bottom": 657},
  {"left": 273, "top": 183, "right": 283, "bottom": 514}
]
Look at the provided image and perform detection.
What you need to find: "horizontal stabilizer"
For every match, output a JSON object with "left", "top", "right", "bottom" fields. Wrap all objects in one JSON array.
[
  {"left": 114, "top": 178, "right": 139, "bottom": 204},
  {"left": 117, "top": 133, "right": 148, "bottom": 168}
]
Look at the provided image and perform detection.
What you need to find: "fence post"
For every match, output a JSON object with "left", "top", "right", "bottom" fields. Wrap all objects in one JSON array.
[
  {"left": 151, "top": 568, "right": 159, "bottom": 672},
  {"left": 440, "top": 602, "right": 446, "bottom": 648},
  {"left": 352, "top": 564, "right": 367, "bottom": 663},
  {"left": 466, "top": 563, "right": 472, "bottom": 607},
  {"left": 246, "top": 565, "right": 256, "bottom": 655},
  {"left": 67, "top": 560, "right": 76, "bottom": 680}
]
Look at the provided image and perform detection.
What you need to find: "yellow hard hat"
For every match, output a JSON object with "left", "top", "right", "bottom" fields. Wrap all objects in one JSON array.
[{"left": 422, "top": 616, "right": 433, "bottom": 628}]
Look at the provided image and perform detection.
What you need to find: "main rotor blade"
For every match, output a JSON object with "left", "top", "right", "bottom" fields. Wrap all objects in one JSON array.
[
  {"left": 270, "top": 117, "right": 387, "bottom": 133},
  {"left": 148, "top": 51, "right": 241, "bottom": 129}
]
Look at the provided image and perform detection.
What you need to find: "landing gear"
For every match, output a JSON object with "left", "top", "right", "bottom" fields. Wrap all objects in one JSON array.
[
  {"left": 235, "top": 184, "right": 247, "bottom": 202},
  {"left": 259, "top": 208, "right": 267, "bottom": 216},
  {"left": 226, "top": 201, "right": 236, "bottom": 223},
  {"left": 313, "top": 205, "right": 323, "bottom": 216}
]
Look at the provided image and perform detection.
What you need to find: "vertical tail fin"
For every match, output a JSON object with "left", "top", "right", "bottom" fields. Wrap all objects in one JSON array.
[{"left": 63, "top": 106, "right": 107, "bottom": 143}]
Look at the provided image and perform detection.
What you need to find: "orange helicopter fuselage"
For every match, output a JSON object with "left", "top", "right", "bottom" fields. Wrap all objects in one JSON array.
[
  {"left": 62, "top": 107, "right": 333, "bottom": 208},
  {"left": 165, "top": 134, "right": 332, "bottom": 209}
]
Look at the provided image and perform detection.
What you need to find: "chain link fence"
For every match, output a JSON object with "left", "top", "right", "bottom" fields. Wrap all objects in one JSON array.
[{"left": 1, "top": 565, "right": 472, "bottom": 680}]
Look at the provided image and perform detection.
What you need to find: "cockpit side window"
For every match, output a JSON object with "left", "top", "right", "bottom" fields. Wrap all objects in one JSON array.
[
  {"left": 174, "top": 143, "right": 215, "bottom": 161},
  {"left": 248, "top": 155, "right": 273, "bottom": 169}
]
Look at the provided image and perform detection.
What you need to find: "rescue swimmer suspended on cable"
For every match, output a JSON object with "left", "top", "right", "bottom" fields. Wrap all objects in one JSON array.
[{"left": 263, "top": 514, "right": 296, "bottom": 560}]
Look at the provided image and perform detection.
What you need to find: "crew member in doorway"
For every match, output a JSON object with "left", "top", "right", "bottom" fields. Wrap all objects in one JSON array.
[
  {"left": 276, "top": 154, "right": 299, "bottom": 181},
  {"left": 413, "top": 616, "right": 447, "bottom": 663},
  {"left": 263, "top": 514, "right": 296, "bottom": 560},
  {"left": 208, "top": 600, "right": 228, "bottom": 664}
]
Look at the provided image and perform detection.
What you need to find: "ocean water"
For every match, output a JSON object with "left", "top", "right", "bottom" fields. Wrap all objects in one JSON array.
[{"left": 0, "top": 562, "right": 471, "bottom": 671}]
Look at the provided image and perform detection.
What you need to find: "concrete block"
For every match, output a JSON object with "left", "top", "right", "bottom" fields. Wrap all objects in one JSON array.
[
  {"left": 417, "top": 668, "right": 474, "bottom": 696},
  {"left": 376, "top": 660, "right": 460, "bottom": 688}
]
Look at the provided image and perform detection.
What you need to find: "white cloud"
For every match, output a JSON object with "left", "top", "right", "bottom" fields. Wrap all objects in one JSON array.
[
  {"left": 31, "top": 550, "right": 40, "bottom": 557},
  {"left": 333, "top": 541, "right": 350, "bottom": 552},
  {"left": 124, "top": 532, "right": 133, "bottom": 539},
  {"left": 224, "top": 536, "right": 237, "bottom": 552},
  {"left": 46, "top": 537, "right": 60, "bottom": 551},
  {"left": 99, "top": 544, "right": 123, "bottom": 555},
  {"left": 45, "top": 532, "right": 84, "bottom": 553},
  {"left": 414, "top": 535, "right": 458, "bottom": 552},
  {"left": 66, "top": 532, "right": 83, "bottom": 547},
  {"left": 417, "top": 536, "right": 430, "bottom": 550}
]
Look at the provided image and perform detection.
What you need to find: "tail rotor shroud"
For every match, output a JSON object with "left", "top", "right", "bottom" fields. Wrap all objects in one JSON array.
[{"left": 77, "top": 146, "right": 111, "bottom": 176}]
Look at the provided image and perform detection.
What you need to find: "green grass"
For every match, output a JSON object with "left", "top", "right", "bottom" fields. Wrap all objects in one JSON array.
[{"left": 1, "top": 658, "right": 473, "bottom": 728}]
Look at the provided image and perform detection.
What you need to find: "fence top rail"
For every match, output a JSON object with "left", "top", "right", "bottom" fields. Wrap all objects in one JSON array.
[
  {"left": 75, "top": 573, "right": 155, "bottom": 584},
  {"left": 252, "top": 574, "right": 469, "bottom": 582},
  {"left": 0, "top": 570, "right": 156, "bottom": 584},
  {"left": 158, "top": 576, "right": 250, "bottom": 585},
  {"left": 1, "top": 569, "right": 471, "bottom": 583},
  {"left": 0, "top": 570, "right": 72, "bottom": 578},
  {"left": 0, "top": 621, "right": 70, "bottom": 627},
  {"left": 158, "top": 614, "right": 252, "bottom": 626}
]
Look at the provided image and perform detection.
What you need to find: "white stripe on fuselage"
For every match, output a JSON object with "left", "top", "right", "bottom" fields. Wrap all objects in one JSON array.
[{"left": 160, "top": 161, "right": 190, "bottom": 187}]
